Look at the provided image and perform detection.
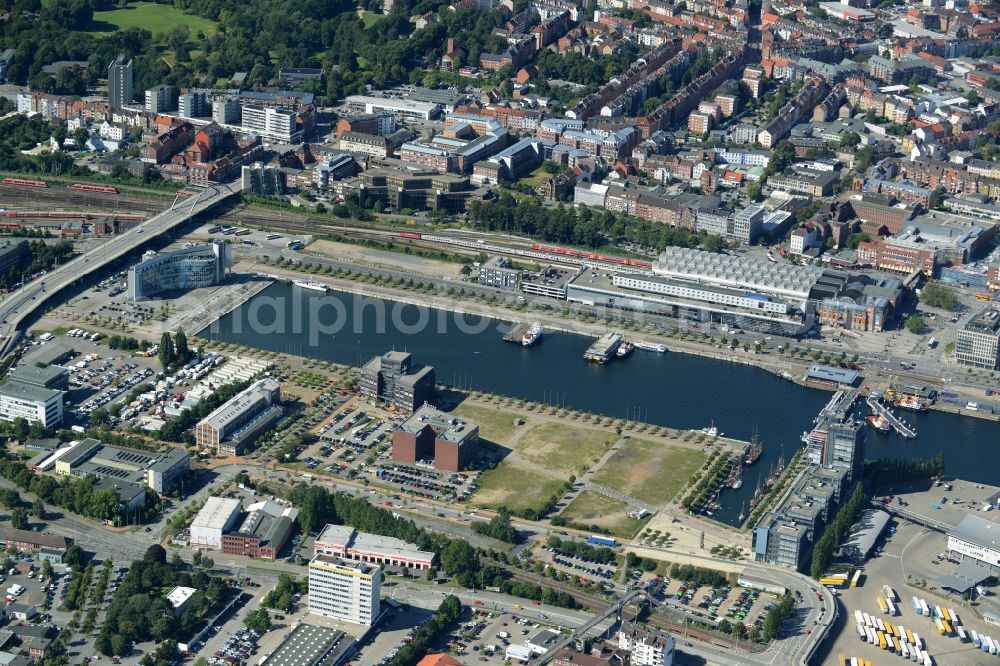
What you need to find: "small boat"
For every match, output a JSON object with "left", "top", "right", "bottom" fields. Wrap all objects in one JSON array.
[
  {"left": 634, "top": 341, "right": 668, "bottom": 353},
  {"left": 522, "top": 322, "right": 543, "bottom": 347},
  {"left": 738, "top": 502, "right": 746, "bottom": 522},
  {"left": 866, "top": 412, "right": 891, "bottom": 433},
  {"left": 292, "top": 278, "right": 328, "bottom": 292},
  {"left": 616, "top": 341, "right": 635, "bottom": 358}
]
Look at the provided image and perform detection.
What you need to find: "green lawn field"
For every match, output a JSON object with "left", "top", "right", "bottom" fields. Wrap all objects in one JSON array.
[{"left": 90, "top": 2, "right": 217, "bottom": 37}]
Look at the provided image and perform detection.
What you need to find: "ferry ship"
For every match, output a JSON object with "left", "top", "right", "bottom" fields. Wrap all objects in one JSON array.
[
  {"left": 745, "top": 426, "right": 762, "bottom": 466},
  {"left": 634, "top": 341, "right": 668, "bottom": 353},
  {"left": 616, "top": 341, "right": 635, "bottom": 358},
  {"left": 866, "top": 412, "right": 891, "bottom": 433},
  {"left": 522, "top": 322, "right": 543, "bottom": 347},
  {"left": 292, "top": 278, "right": 328, "bottom": 292}
]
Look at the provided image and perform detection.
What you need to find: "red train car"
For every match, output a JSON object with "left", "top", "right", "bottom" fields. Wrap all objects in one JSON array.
[
  {"left": 2, "top": 178, "right": 48, "bottom": 188},
  {"left": 176, "top": 190, "right": 194, "bottom": 197},
  {"left": 530, "top": 243, "right": 651, "bottom": 268},
  {"left": 70, "top": 183, "right": 119, "bottom": 194},
  {"left": 399, "top": 232, "right": 422, "bottom": 240}
]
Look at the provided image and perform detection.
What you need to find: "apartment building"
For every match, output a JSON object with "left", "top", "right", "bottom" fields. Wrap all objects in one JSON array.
[
  {"left": 618, "top": 622, "right": 674, "bottom": 666},
  {"left": 308, "top": 556, "right": 381, "bottom": 626},
  {"left": 241, "top": 105, "right": 302, "bottom": 143},
  {"left": 108, "top": 55, "right": 133, "bottom": 109},
  {"left": 340, "top": 132, "right": 392, "bottom": 158},
  {"left": 145, "top": 85, "right": 175, "bottom": 113}
]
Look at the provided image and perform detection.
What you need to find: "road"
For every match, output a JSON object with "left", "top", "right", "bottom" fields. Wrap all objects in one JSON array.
[{"left": 0, "top": 182, "right": 241, "bottom": 357}]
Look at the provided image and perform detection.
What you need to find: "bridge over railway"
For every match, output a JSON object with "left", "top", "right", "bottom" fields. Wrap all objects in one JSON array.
[{"left": 0, "top": 182, "right": 241, "bottom": 358}]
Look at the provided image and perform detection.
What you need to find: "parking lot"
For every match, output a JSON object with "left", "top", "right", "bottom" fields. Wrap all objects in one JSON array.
[
  {"left": 654, "top": 577, "right": 776, "bottom": 632},
  {"left": 823, "top": 518, "right": 1000, "bottom": 666},
  {"left": 296, "top": 402, "right": 483, "bottom": 502}
]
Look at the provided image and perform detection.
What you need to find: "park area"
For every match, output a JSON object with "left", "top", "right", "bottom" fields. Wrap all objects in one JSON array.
[
  {"left": 590, "top": 437, "right": 706, "bottom": 506},
  {"left": 89, "top": 2, "right": 217, "bottom": 37},
  {"left": 515, "top": 422, "right": 617, "bottom": 476},
  {"left": 560, "top": 491, "right": 648, "bottom": 538},
  {"left": 472, "top": 463, "right": 565, "bottom": 515}
]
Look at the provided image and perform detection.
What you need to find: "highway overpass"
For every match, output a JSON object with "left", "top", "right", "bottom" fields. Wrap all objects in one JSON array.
[{"left": 0, "top": 182, "right": 242, "bottom": 358}]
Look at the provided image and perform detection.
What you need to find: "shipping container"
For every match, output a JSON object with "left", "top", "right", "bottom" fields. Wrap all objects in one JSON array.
[
  {"left": 922, "top": 651, "right": 932, "bottom": 666},
  {"left": 891, "top": 636, "right": 900, "bottom": 653},
  {"left": 914, "top": 633, "right": 924, "bottom": 650},
  {"left": 864, "top": 612, "right": 873, "bottom": 628},
  {"left": 851, "top": 570, "right": 862, "bottom": 587},
  {"left": 901, "top": 642, "right": 910, "bottom": 660},
  {"left": 935, "top": 618, "right": 946, "bottom": 635},
  {"left": 878, "top": 595, "right": 889, "bottom": 614},
  {"left": 867, "top": 627, "right": 876, "bottom": 644},
  {"left": 857, "top": 623, "right": 867, "bottom": 641},
  {"left": 957, "top": 625, "right": 967, "bottom": 642},
  {"left": 877, "top": 618, "right": 886, "bottom": 632},
  {"left": 942, "top": 620, "right": 952, "bottom": 636}
]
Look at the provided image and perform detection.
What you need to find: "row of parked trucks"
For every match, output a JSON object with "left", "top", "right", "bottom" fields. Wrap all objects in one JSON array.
[{"left": 855, "top": 609, "right": 932, "bottom": 665}]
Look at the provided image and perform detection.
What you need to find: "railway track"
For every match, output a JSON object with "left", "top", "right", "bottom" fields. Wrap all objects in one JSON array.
[{"left": 0, "top": 183, "right": 165, "bottom": 214}]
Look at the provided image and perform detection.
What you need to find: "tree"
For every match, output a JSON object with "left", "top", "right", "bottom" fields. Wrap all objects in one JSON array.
[
  {"left": 746, "top": 181, "right": 762, "bottom": 202},
  {"left": 144, "top": 544, "right": 167, "bottom": 564},
  {"left": 920, "top": 282, "right": 958, "bottom": 310},
  {"left": 838, "top": 131, "right": 861, "bottom": 149},
  {"left": 0, "top": 488, "right": 19, "bottom": 509},
  {"left": 471, "top": 507, "right": 518, "bottom": 543},
  {"left": 718, "top": 618, "right": 733, "bottom": 634},
  {"left": 174, "top": 329, "right": 190, "bottom": 364},
  {"left": 9, "top": 507, "right": 28, "bottom": 529},
  {"left": 40, "top": 558, "right": 53, "bottom": 579},
  {"left": 244, "top": 608, "right": 271, "bottom": 633},
  {"left": 64, "top": 544, "right": 85, "bottom": 568},
  {"left": 904, "top": 315, "right": 925, "bottom": 334},
  {"left": 158, "top": 332, "right": 174, "bottom": 371},
  {"left": 31, "top": 498, "right": 45, "bottom": 519}
]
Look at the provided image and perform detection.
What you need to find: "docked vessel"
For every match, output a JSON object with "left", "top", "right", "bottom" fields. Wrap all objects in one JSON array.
[
  {"left": 292, "top": 278, "right": 328, "bottom": 292},
  {"left": 893, "top": 394, "right": 929, "bottom": 412},
  {"left": 744, "top": 425, "right": 763, "bottom": 466},
  {"left": 522, "top": 322, "right": 543, "bottom": 347},
  {"left": 634, "top": 341, "right": 668, "bottom": 353},
  {"left": 724, "top": 454, "right": 743, "bottom": 489},
  {"left": 866, "top": 412, "right": 891, "bottom": 433},
  {"left": 584, "top": 332, "right": 623, "bottom": 363},
  {"left": 616, "top": 341, "right": 635, "bottom": 358}
]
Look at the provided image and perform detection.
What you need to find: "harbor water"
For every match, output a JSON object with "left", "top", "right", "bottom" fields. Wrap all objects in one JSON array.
[{"left": 199, "top": 283, "right": 1000, "bottom": 526}]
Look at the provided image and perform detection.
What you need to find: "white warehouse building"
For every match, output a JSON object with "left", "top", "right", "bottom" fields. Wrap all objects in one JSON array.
[
  {"left": 189, "top": 496, "right": 242, "bottom": 550},
  {"left": 948, "top": 514, "right": 1000, "bottom": 569}
]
